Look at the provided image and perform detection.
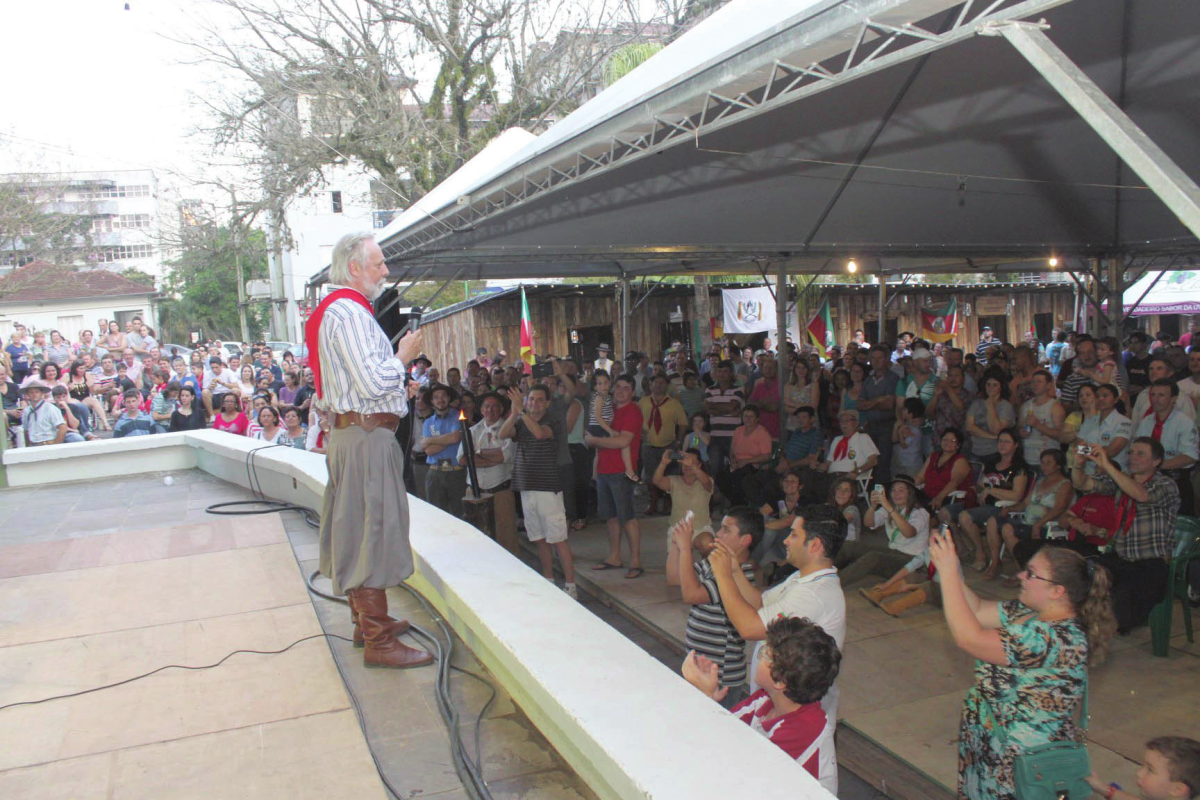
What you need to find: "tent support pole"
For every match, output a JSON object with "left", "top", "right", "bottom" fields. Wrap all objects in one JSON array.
[
  {"left": 1123, "top": 270, "right": 1167, "bottom": 324},
  {"left": 1107, "top": 257, "right": 1124, "bottom": 335},
  {"left": 878, "top": 270, "right": 887, "bottom": 345},
  {"left": 995, "top": 23, "right": 1200, "bottom": 241},
  {"left": 693, "top": 275, "right": 712, "bottom": 357},
  {"left": 389, "top": 267, "right": 463, "bottom": 344},
  {"left": 776, "top": 263, "right": 789, "bottom": 418},
  {"left": 621, "top": 277, "right": 630, "bottom": 361}
]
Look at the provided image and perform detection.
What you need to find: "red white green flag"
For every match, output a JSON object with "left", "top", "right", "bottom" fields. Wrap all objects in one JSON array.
[
  {"left": 806, "top": 298, "right": 834, "bottom": 359},
  {"left": 519, "top": 286, "right": 535, "bottom": 372},
  {"left": 920, "top": 298, "right": 958, "bottom": 343}
]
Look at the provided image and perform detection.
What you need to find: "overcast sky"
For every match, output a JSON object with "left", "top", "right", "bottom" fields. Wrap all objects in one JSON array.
[
  {"left": 0, "top": 1, "right": 219, "bottom": 183},
  {"left": 0, "top": 0, "right": 673, "bottom": 199}
]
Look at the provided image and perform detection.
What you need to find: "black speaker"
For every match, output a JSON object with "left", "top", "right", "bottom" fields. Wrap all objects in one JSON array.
[{"left": 374, "top": 287, "right": 421, "bottom": 341}]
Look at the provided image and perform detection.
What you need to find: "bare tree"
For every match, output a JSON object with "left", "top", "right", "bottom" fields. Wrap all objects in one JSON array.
[{"left": 174, "top": 0, "right": 690, "bottom": 216}]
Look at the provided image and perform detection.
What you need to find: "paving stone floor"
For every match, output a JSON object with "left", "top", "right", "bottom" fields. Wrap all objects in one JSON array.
[{"left": 0, "top": 471, "right": 595, "bottom": 800}]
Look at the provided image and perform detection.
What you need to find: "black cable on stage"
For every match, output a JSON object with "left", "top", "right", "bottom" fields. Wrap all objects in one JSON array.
[
  {"left": 215, "top": 444, "right": 497, "bottom": 800},
  {"left": 1, "top": 445, "right": 497, "bottom": 800},
  {"left": 0, "top": 634, "right": 347, "bottom": 712}
]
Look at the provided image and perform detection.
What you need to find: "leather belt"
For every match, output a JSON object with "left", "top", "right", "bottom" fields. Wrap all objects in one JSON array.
[
  {"left": 334, "top": 411, "right": 401, "bottom": 433},
  {"left": 430, "top": 461, "right": 464, "bottom": 472}
]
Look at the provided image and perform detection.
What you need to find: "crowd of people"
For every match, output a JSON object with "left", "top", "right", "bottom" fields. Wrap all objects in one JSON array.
[
  {"left": 5, "top": 294, "right": 1200, "bottom": 799},
  {"left": 2, "top": 317, "right": 318, "bottom": 449}
]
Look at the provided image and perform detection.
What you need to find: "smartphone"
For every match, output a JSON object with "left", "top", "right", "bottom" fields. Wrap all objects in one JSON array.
[
  {"left": 1076, "top": 444, "right": 1092, "bottom": 456},
  {"left": 873, "top": 484, "right": 884, "bottom": 494},
  {"left": 668, "top": 450, "right": 685, "bottom": 462}
]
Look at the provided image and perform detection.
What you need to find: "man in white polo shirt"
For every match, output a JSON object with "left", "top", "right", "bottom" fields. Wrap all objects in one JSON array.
[{"left": 708, "top": 504, "right": 847, "bottom": 796}]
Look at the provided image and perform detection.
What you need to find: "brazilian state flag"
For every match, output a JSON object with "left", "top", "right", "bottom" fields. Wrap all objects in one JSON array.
[
  {"left": 806, "top": 298, "right": 833, "bottom": 359},
  {"left": 921, "top": 298, "right": 958, "bottom": 343}
]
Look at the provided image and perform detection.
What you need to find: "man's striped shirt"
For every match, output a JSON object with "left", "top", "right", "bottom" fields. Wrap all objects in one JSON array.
[
  {"left": 686, "top": 559, "right": 756, "bottom": 687},
  {"left": 704, "top": 384, "right": 746, "bottom": 439},
  {"left": 318, "top": 292, "right": 410, "bottom": 417}
]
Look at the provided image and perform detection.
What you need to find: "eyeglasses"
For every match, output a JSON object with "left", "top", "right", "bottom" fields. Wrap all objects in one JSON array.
[{"left": 1021, "top": 566, "right": 1059, "bottom": 585}]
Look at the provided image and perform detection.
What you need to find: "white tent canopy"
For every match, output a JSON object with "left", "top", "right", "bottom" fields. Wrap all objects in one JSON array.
[{"left": 1106, "top": 270, "right": 1200, "bottom": 316}]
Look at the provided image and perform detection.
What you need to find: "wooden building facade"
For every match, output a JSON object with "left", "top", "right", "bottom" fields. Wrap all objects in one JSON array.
[{"left": 417, "top": 281, "right": 1079, "bottom": 371}]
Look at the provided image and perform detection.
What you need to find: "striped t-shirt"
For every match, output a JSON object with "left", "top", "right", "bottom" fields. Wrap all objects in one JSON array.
[
  {"left": 512, "top": 414, "right": 561, "bottom": 493},
  {"left": 704, "top": 385, "right": 746, "bottom": 439},
  {"left": 686, "top": 559, "right": 756, "bottom": 687}
]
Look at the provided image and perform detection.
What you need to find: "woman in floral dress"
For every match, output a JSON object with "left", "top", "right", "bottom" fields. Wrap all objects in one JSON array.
[{"left": 928, "top": 531, "right": 1116, "bottom": 800}]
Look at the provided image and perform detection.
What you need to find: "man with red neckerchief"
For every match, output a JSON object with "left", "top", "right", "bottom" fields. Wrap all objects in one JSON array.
[
  {"left": 1072, "top": 438, "right": 1178, "bottom": 635},
  {"left": 306, "top": 231, "right": 432, "bottom": 670}
]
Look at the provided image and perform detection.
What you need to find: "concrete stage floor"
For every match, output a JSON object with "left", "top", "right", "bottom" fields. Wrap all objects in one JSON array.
[
  {"left": 562, "top": 505, "right": 1200, "bottom": 797},
  {"left": 0, "top": 471, "right": 593, "bottom": 800}
]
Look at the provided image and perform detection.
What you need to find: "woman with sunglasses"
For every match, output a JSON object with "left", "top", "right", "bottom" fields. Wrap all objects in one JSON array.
[{"left": 929, "top": 528, "right": 1115, "bottom": 800}]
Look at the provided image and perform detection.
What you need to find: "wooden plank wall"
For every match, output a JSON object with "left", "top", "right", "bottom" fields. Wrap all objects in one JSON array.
[
  {"left": 419, "top": 290, "right": 686, "bottom": 370},
  {"left": 418, "top": 285, "right": 1077, "bottom": 371},
  {"left": 832, "top": 288, "right": 1075, "bottom": 349}
]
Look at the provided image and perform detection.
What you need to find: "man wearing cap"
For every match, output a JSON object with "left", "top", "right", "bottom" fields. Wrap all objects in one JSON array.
[
  {"left": 307, "top": 231, "right": 432, "bottom": 670},
  {"left": 422, "top": 384, "right": 465, "bottom": 517},
  {"left": 410, "top": 356, "right": 432, "bottom": 386},
  {"left": 975, "top": 326, "right": 1001, "bottom": 362},
  {"left": 20, "top": 381, "right": 85, "bottom": 446},
  {"left": 594, "top": 344, "right": 614, "bottom": 374}
]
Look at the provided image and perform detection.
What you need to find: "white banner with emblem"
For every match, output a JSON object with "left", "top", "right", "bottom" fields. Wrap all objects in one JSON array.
[{"left": 721, "top": 287, "right": 801, "bottom": 344}]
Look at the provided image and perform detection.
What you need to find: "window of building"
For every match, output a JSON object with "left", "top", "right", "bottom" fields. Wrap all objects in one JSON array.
[
  {"left": 91, "top": 217, "right": 114, "bottom": 233},
  {"left": 56, "top": 315, "right": 85, "bottom": 342},
  {"left": 83, "top": 185, "right": 151, "bottom": 200},
  {"left": 114, "top": 310, "right": 145, "bottom": 329},
  {"left": 331, "top": 191, "right": 343, "bottom": 214},
  {"left": 96, "top": 245, "right": 154, "bottom": 262},
  {"left": 116, "top": 214, "right": 151, "bottom": 229}
]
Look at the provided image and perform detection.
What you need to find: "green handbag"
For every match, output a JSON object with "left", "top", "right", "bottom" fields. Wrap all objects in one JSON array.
[{"left": 982, "top": 675, "right": 1092, "bottom": 800}]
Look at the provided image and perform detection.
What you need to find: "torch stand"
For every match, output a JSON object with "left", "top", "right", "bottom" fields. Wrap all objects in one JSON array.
[{"left": 463, "top": 492, "right": 496, "bottom": 539}]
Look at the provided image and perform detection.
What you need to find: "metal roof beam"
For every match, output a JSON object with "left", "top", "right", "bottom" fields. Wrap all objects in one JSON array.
[
  {"left": 379, "top": 0, "right": 1075, "bottom": 264},
  {"left": 992, "top": 21, "right": 1200, "bottom": 242}
]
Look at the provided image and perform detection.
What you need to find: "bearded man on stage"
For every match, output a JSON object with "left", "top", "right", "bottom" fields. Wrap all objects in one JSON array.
[{"left": 305, "top": 231, "right": 432, "bottom": 669}]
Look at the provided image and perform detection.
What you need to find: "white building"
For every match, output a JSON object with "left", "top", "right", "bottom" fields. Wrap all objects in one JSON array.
[
  {"left": 280, "top": 162, "right": 396, "bottom": 341},
  {"left": 0, "top": 260, "right": 160, "bottom": 343},
  {"left": 2, "top": 169, "right": 169, "bottom": 281}
]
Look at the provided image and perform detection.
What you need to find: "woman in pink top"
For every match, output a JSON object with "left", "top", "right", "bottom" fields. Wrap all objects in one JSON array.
[
  {"left": 715, "top": 404, "right": 775, "bottom": 505},
  {"left": 211, "top": 392, "right": 250, "bottom": 435}
]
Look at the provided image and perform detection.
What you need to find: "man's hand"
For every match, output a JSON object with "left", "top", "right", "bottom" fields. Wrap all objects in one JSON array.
[
  {"left": 395, "top": 330, "right": 423, "bottom": 366},
  {"left": 407, "top": 381, "right": 421, "bottom": 399},
  {"left": 708, "top": 541, "right": 736, "bottom": 577},
  {"left": 928, "top": 527, "right": 958, "bottom": 573},
  {"left": 681, "top": 650, "right": 728, "bottom": 701},
  {"left": 1086, "top": 446, "right": 1112, "bottom": 473},
  {"left": 672, "top": 515, "right": 694, "bottom": 550},
  {"left": 505, "top": 387, "right": 523, "bottom": 416}
]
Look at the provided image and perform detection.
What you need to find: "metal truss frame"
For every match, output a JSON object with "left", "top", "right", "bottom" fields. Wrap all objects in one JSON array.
[{"left": 377, "top": 0, "right": 1075, "bottom": 268}]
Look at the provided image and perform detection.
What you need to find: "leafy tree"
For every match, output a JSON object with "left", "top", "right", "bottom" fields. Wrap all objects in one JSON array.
[
  {"left": 158, "top": 223, "right": 270, "bottom": 343},
  {"left": 603, "top": 42, "right": 664, "bottom": 86},
  {"left": 118, "top": 267, "right": 155, "bottom": 287}
]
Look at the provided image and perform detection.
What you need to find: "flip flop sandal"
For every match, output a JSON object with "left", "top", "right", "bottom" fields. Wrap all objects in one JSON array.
[
  {"left": 624, "top": 567, "right": 645, "bottom": 579},
  {"left": 591, "top": 561, "right": 622, "bottom": 571}
]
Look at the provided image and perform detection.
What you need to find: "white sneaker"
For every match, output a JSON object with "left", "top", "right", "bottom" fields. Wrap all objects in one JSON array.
[{"left": 563, "top": 583, "right": 578, "bottom": 600}]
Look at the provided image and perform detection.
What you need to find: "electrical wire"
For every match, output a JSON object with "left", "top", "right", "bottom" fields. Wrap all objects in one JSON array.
[
  {"left": 0, "top": 444, "right": 497, "bottom": 800},
  {"left": 214, "top": 443, "right": 497, "bottom": 800},
  {"left": 0, "top": 634, "right": 347, "bottom": 712}
]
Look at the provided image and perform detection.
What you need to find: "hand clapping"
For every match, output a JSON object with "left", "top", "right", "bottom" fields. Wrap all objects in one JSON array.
[
  {"left": 682, "top": 650, "right": 728, "bottom": 701},
  {"left": 928, "top": 527, "right": 958, "bottom": 573}
]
